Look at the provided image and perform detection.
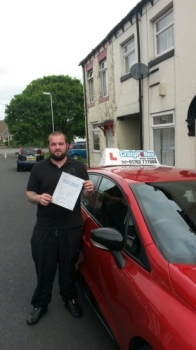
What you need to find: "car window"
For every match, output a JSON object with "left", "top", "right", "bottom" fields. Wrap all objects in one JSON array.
[
  {"left": 22, "top": 148, "right": 40, "bottom": 155},
  {"left": 124, "top": 212, "right": 151, "bottom": 268},
  {"left": 81, "top": 174, "right": 100, "bottom": 214},
  {"left": 125, "top": 215, "right": 140, "bottom": 255},
  {"left": 131, "top": 181, "right": 196, "bottom": 264},
  {"left": 92, "top": 176, "right": 128, "bottom": 232},
  {"left": 71, "top": 143, "right": 86, "bottom": 150}
]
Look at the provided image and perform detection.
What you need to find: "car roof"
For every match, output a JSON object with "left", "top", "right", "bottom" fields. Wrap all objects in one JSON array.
[
  {"left": 88, "top": 165, "right": 196, "bottom": 183},
  {"left": 88, "top": 148, "right": 196, "bottom": 183}
]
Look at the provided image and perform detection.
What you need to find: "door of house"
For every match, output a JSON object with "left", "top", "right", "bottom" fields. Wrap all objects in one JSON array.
[{"left": 105, "top": 127, "right": 114, "bottom": 148}]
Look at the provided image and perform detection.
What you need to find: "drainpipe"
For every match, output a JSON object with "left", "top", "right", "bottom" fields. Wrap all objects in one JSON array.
[
  {"left": 136, "top": 9, "right": 143, "bottom": 149},
  {"left": 82, "top": 64, "right": 90, "bottom": 167}
]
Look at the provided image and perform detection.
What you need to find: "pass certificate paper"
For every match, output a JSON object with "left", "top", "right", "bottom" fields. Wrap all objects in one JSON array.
[{"left": 52, "top": 172, "right": 84, "bottom": 210}]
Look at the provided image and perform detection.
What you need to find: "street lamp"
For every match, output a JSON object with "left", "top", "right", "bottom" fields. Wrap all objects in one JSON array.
[{"left": 43, "top": 92, "right": 54, "bottom": 132}]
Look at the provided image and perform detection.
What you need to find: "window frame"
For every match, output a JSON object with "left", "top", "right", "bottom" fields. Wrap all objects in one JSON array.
[
  {"left": 81, "top": 173, "right": 101, "bottom": 214},
  {"left": 152, "top": 111, "right": 174, "bottom": 127},
  {"left": 123, "top": 38, "right": 136, "bottom": 75},
  {"left": 154, "top": 9, "right": 174, "bottom": 57},
  {"left": 87, "top": 69, "right": 94, "bottom": 103},
  {"left": 92, "top": 123, "right": 100, "bottom": 152},
  {"left": 90, "top": 175, "right": 127, "bottom": 231},
  {"left": 100, "top": 59, "right": 108, "bottom": 98},
  {"left": 151, "top": 110, "right": 175, "bottom": 166},
  {"left": 123, "top": 211, "right": 151, "bottom": 270}
]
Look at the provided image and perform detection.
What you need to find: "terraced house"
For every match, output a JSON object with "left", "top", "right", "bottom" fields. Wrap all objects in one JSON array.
[{"left": 79, "top": 0, "right": 196, "bottom": 168}]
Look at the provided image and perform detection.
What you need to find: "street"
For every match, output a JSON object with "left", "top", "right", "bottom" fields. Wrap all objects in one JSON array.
[{"left": 0, "top": 151, "right": 119, "bottom": 350}]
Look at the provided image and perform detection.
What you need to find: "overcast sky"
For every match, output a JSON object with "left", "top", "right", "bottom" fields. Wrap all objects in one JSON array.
[{"left": 0, "top": 0, "right": 139, "bottom": 120}]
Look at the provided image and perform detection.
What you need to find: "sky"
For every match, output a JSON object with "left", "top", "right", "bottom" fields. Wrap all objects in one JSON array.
[{"left": 0, "top": 0, "right": 139, "bottom": 120}]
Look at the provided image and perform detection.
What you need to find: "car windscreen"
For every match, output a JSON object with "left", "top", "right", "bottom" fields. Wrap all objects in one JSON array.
[
  {"left": 130, "top": 181, "right": 196, "bottom": 264},
  {"left": 22, "top": 148, "right": 40, "bottom": 155}
]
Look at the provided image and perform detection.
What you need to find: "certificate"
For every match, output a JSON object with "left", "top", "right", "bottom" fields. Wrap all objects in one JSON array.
[{"left": 52, "top": 172, "right": 84, "bottom": 210}]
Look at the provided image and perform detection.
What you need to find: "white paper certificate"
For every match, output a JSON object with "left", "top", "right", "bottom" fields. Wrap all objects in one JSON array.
[{"left": 52, "top": 172, "right": 84, "bottom": 210}]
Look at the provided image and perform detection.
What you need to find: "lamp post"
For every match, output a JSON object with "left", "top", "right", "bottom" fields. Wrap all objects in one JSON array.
[{"left": 43, "top": 92, "right": 54, "bottom": 132}]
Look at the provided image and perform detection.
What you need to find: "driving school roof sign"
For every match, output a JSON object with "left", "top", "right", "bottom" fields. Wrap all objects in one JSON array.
[{"left": 99, "top": 148, "right": 160, "bottom": 166}]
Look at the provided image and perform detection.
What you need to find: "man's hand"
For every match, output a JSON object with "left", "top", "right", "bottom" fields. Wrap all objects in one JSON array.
[
  {"left": 82, "top": 180, "right": 94, "bottom": 198},
  {"left": 26, "top": 191, "right": 52, "bottom": 206},
  {"left": 39, "top": 193, "right": 52, "bottom": 206}
]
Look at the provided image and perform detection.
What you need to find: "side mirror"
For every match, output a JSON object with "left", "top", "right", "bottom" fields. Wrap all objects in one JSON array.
[
  {"left": 15, "top": 152, "right": 19, "bottom": 155},
  {"left": 91, "top": 227, "right": 124, "bottom": 251},
  {"left": 90, "top": 227, "right": 125, "bottom": 269}
]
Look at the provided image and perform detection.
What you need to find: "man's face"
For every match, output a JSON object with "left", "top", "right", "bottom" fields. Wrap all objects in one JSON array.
[{"left": 48, "top": 135, "right": 68, "bottom": 161}]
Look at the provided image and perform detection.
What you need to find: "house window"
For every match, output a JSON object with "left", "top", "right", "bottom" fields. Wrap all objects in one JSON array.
[
  {"left": 87, "top": 70, "right": 94, "bottom": 103},
  {"left": 155, "top": 10, "right": 174, "bottom": 56},
  {"left": 152, "top": 111, "right": 175, "bottom": 166},
  {"left": 123, "top": 39, "right": 135, "bottom": 74},
  {"left": 92, "top": 124, "right": 100, "bottom": 151},
  {"left": 100, "top": 60, "right": 108, "bottom": 98}
]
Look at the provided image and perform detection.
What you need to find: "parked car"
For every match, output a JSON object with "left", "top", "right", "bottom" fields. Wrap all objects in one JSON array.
[
  {"left": 68, "top": 141, "right": 86, "bottom": 159},
  {"left": 16, "top": 146, "right": 44, "bottom": 171},
  {"left": 78, "top": 148, "right": 196, "bottom": 350}
]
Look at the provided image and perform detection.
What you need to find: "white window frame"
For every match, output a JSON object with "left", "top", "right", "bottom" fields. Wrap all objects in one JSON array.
[
  {"left": 123, "top": 38, "right": 135, "bottom": 74},
  {"left": 154, "top": 9, "right": 174, "bottom": 57},
  {"left": 87, "top": 70, "right": 94, "bottom": 103},
  {"left": 151, "top": 110, "right": 175, "bottom": 166},
  {"left": 92, "top": 124, "right": 100, "bottom": 151},
  {"left": 100, "top": 60, "right": 108, "bottom": 98}
]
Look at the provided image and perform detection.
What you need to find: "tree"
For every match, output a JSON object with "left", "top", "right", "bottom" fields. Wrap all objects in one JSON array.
[{"left": 4, "top": 75, "right": 85, "bottom": 146}]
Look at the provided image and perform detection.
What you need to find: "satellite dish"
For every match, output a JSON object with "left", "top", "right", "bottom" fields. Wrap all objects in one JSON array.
[{"left": 130, "top": 63, "right": 149, "bottom": 80}]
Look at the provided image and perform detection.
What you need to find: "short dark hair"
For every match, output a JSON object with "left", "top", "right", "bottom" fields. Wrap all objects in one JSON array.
[{"left": 47, "top": 132, "right": 67, "bottom": 145}]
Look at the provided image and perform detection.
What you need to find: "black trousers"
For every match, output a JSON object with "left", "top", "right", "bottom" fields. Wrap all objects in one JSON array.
[{"left": 30, "top": 226, "right": 82, "bottom": 308}]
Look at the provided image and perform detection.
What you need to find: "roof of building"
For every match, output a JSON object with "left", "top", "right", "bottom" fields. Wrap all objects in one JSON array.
[{"left": 78, "top": 0, "right": 151, "bottom": 66}]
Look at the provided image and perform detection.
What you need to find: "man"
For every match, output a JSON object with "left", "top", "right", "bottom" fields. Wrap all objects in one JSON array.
[{"left": 26, "top": 132, "right": 94, "bottom": 325}]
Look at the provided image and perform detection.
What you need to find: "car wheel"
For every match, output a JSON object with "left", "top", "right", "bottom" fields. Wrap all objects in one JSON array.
[
  {"left": 17, "top": 164, "right": 21, "bottom": 172},
  {"left": 73, "top": 154, "right": 79, "bottom": 160}
]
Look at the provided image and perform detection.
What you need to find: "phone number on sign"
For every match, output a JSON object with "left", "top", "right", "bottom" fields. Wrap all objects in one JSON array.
[{"left": 121, "top": 159, "right": 158, "bottom": 165}]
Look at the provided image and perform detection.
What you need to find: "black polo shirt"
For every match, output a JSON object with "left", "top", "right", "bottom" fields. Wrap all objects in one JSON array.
[{"left": 27, "top": 157, "right": 89, "bottom": 229}]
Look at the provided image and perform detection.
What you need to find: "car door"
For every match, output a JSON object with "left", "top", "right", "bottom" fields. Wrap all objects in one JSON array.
[{"left": 80, "top": 174, "right": 154, "bottom": 349}]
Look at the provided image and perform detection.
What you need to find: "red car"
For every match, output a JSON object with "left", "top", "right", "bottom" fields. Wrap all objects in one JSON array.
[{"left": 78, "top": 149, "right": 196, "bottom": 350}]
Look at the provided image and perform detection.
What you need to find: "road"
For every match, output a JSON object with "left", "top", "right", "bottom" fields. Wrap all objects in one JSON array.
[{"left": 0, "top": 151, "right": 119, "bottom": 350}]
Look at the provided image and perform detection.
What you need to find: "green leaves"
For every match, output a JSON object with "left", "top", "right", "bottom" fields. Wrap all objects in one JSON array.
[{"left": 5, "top": 75, "right": 85, "bottom": 146}]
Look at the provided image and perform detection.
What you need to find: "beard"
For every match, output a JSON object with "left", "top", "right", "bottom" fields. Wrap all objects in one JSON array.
[{"left": 50, "top": 150, "right": 67, "bottom": 161}]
